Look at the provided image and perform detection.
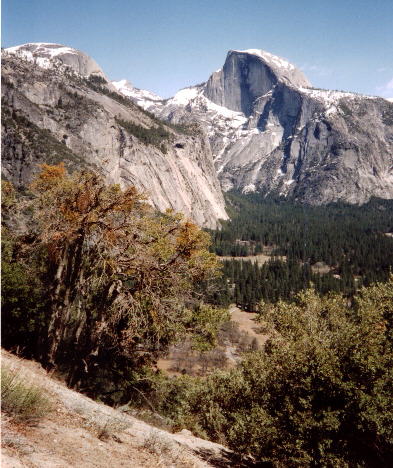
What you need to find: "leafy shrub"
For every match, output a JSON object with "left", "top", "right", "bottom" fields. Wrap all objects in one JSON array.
[
  {"left": 1, "top": 366, "right": 51, "bottom": 423},
  {"left": 157, "top": 279, "right": 393, "bottom": 466},
  {"left": 1, "top": 224, "right": 50, "bottom": 356}
]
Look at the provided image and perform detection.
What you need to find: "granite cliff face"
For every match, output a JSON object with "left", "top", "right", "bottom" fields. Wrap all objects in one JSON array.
[
  {"left": 1, "top": 44, "right": 228, "bottom": 228},
  {"left": 203, "top": 49, "right": 310, "bottom": 115},
  {"left": 3, "top": 44, "right": 393, "bottom": 218},
  {"left": 124, "top": 49, "right": 393, "bottom": 205}
]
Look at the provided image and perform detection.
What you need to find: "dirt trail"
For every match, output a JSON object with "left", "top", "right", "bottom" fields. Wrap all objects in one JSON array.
[{"left": 1, "top": 350, "right": 234, "bottom": 468}]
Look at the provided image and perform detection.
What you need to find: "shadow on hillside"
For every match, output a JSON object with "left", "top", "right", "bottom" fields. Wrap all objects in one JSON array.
[{"left": 194, "top": 447, "right": 273, "bottom": 467}]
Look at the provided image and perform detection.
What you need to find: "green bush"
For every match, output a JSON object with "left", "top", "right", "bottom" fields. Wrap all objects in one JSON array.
[
  {"left": 1, "top": 366, "right": 52, "bottom": 423},
  {"left": 157, "top": 279, "right": 393, "bottom": 466},
  {"left": 1, "top": 226, "right": 50, "bottom": 355}
]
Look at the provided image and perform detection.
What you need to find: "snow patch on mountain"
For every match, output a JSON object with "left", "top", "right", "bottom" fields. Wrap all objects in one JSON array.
[
  {"left": 233, "top": 49, "right": 296, "bottom": 71},
  {"left": 169, "top": 86, "right": 198, "bottom": 105},
  {"left": 5, "top": 43, "right": 107, "bottom": 79},
  {"left": 7, "top": 43, "right": 79, "bottom": 59},
  {"left": 167, "top": 86, "right": 248, "bottom": 127},
  {"left": 299, "top": 87, "right": 376, "bottom": 116},
  {"left": 112, "top": 79, "right": 162, "bottom": 110},
  {"left": 299, "top": 87, "right": 374, "bottom": 102}
]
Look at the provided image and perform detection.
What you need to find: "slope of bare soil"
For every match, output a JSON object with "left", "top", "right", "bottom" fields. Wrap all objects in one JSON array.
[{"left": 1, "top": 350, "right": 235, "bottom": 468}]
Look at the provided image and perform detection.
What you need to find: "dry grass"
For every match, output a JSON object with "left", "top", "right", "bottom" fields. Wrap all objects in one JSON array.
[
  {"left": 142, "top": 429, "right": 198, "bottom": 467},
  {"left": 91, "top": 415, "right": 131, "bottom": 441},
  {"left": 1, "top": 365, "right": 52, "bottom": 424}
]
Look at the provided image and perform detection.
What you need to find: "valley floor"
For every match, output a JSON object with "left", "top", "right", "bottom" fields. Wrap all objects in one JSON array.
[{"left": 157, "top": 306, "right": 268, "bottom": 375}]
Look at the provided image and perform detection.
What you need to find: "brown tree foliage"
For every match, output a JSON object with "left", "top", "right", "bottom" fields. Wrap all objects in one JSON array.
[{"left": 16, "top": 164, "right": 221, "bottom": 393}]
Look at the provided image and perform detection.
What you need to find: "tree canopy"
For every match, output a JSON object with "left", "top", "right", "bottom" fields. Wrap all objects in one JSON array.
[
  {"left": 2, "top": 164, "right": 225, "bottom": 402},
  {"left": 207, "top": 191, "right": 393, "bottom": 310}
]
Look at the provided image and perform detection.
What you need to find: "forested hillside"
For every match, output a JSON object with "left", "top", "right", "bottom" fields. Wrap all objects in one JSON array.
[{"left": 207, "top": 192, "right": 393, "bottom": 310}]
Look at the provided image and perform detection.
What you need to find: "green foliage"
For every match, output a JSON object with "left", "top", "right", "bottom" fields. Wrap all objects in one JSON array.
[
  {"left": 1, "top": 230, "right": 49, "bottom": 354},
  {"left": 163, "top": 120, "right": 201, "bottom": 136},
  {"left": 157, "top": 279, "right": 393, "bottom": 466},
  {"left": 116, "top": 117, "right": 172, "bottom": 152},
  {"left": 1, "top": 183, "right": 50, "bottom": 354},
  {"left": 212, "top": 257, "right": 349, "bottom": 311},
  {"left": 185, "top": 304, "right": 229, "bottom": 351},
  {"left": 1, "top": 366, "right": 52, "bottom": 423},
  {"left": 87, "top": 74, "right": 108, "bottom": 85},
  {"left": 1, "top": 105, "right": 87, "bottom": 172},
  {"left": 207, "top": 192, "right": 393, "bottom": 309},
  {"left": 83, "top": 76, "right": 139, "bottom": 109}
]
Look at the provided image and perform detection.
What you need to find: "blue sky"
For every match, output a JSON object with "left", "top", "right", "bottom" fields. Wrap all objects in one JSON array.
[{"left": 2, "top": 0, "right": 393, "bottom": 98}]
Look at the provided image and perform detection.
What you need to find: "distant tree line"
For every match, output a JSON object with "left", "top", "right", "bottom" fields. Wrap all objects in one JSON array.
[
  {"left": 206, "top": 192, "right": 393, "bottom": 310},
  {"left": 116, "top": 117, "right": 171, "bottom": 153},
  {"left": 208, "top": 258, "right": 357, "bottom": 311}
]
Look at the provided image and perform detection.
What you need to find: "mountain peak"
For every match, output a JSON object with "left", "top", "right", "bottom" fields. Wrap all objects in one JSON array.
[
  {"left": 227, "top": 48, "right": 311, "bottom": 88},
  {"left": 5, "top": 42, "right": 107, "bottom": 79},
  {"left": 113, "top": 79, "right": 134, "bottom": 89},
  {"left": 230, "top": 49, "right": 296, "bottom": 72},
  {"left": 112, "top": 79, "right": 162, "bottom": 110},
  {"left": 203, "top": 48, "right": 310, "bottom": 115}
]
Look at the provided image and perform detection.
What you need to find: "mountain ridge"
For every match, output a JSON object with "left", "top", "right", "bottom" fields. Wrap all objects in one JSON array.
[
  {"left": 114, "top": 48, "right": 393, "bottom": 205},
  {"left": 2, "top": 44, "right": 228, "bottom": 228},
  {"left": 3, "top": 42, "right": 393, "bottom": 211}
]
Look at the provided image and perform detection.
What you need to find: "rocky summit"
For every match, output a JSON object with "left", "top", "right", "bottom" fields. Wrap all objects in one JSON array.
[
  {"left": 2, "top": 43, "right": 393, "bottom": 221},
  {"left": 1, "top": 44, "right": 228, "bottom": 228},
  {"left": 120, "top": 49, "right": 393, "bottom": 205}
]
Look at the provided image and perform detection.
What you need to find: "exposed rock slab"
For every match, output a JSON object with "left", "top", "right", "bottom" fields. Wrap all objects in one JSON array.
[
  {"left": 1, "top": 350, "right": 234, "bottom": 468},
  {"left": 2, "top": 46, "right": 228, "bottom": 228},
  {"left": 121, "top": 49, "right": 393, "bottom": 205}
]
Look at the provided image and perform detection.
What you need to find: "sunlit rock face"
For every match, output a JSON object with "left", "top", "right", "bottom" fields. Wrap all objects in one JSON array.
[
  {"left": 11, "top": 42, "right": 391, "bottom": 211},
  {"left": 2, "top": 44, "right": 228, "bottom": 228},
  {"left": 128, "top": 49, "right": 393, "bottom": 204},
  {"left": 204, "top": 49, "right": 310, "bottom": 116}
]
